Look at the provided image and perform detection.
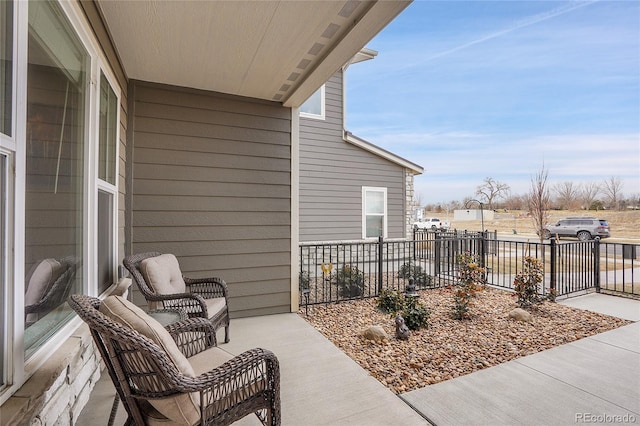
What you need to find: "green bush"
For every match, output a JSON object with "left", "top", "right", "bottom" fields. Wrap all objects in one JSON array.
[
  {"left": 335, "top": 264, "right": 365, "bottom": 298},
  {"left": 401, "top": 296, "right": 430, "bottom": 331},
  {"left": 375, "top": 290, "right": 430, "bottom": 331},
  {"left": 377, "top": 289, "right": 404, "bottom": 314},
  {"left": 513, "top": 256, "right": 546, "bottom": 309},
  {"left": 452, "top": 252, "right": 486, "bottom": 320},
  {"left": 299, "top": 271, "right": 310, "bottom": 291},
  {"left": 397, "top": 263, "right": 432, "bottom": 288}
]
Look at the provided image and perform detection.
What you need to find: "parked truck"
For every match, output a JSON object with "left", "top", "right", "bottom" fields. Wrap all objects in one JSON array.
[{"left": 413, "top": 217, "right": 450, "bottom": 231}]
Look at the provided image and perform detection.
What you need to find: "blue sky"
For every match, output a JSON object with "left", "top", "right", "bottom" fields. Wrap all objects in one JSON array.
[{"left": 345, "top": 0, "right": 640, "bottom": 205}]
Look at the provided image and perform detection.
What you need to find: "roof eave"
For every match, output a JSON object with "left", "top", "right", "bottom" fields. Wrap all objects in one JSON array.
[
  {"left": 344, "top": 131, "right": 424, "bottom": 175},
  {"left": 284, "top": 0, "right": 411, "bottom": 107}
]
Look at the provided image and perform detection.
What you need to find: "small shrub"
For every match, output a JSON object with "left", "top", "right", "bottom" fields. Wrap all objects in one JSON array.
[
  {"left": 452, "top": 252, "right": 486, "bottom": 320},
  {"left": 397, "top": 263, "right": 432, "bottom": 288},
  {"left": 513, "top": 256, "right": 546, "bottom": 309},
  {"left": 299, "top": 271, "right": 310, "bottom": 291},
  {"left": 377, "top": 289, "right": 404, "bottom": 314},
  {"left": 546, "top": 287, "right": 558, "bottom": 303},
  {"left": 335, "top": 264, "right": 365, "bottom": 298},
  {"left": 401, "top": 296, "right": 430, "bottom": 331},
  {"left": 375, "top": 290, "right": 430, "bottom": 330}
]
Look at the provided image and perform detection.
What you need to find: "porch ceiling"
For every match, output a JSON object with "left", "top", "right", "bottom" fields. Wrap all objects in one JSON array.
[{"left": 96, "top": 0, "right": 410, "bottom": 107}]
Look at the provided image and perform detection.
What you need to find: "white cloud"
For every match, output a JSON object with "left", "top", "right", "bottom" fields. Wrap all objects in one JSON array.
[{"left": 383, "top": 132, "right": 640, "bottom": 203}]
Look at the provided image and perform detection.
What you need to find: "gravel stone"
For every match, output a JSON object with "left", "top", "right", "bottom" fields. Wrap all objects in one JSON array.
[{"left": 300, "top": 287, "right": 631, "bottom": 394}]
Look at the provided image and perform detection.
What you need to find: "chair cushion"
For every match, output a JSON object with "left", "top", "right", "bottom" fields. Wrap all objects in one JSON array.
[
  {"left": 25, "top": 258, "right": 64, "bottom": 302},
  {"left": 99, "top": 295, "right": 199, "bottom": 425},
  {"left": 24, "top": 259, "right": 65, "bottom": 323},
  {"left": 204, "top": 297, "right": 227, "bottom": 319},
  {"left": 140, "top": 254, "right": 187, "bottom": 295},
  {"left": 188, "top": 346, "right": 234, "bottom": 376}
]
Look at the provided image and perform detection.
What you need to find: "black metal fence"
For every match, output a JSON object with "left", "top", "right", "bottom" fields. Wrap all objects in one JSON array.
[{"left": 299, "top": 230, "right": 639, "bottom": 306}]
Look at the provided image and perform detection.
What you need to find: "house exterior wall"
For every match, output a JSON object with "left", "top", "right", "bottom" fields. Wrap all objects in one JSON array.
[
  {"left": 128, "top": 81, "right": 292, "bottom": 318},
  {"left": 5, "top": 47, "right": 294, "bottom": 426},
  {"left": 299, "top": 71, "right": 406, "bottom": 242}
]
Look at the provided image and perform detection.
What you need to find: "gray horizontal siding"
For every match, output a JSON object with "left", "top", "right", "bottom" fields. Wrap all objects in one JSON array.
[
  {"left": 299, "top": 71, "right": 406, "bottom": 242},
  {"left": 130, "top": 81, "right": 292, "bottom": 317}
]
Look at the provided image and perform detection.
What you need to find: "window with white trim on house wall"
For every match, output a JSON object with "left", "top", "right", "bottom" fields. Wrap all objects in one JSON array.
[
  {"left": 299, "top": 84, "right": 325, "bottom": 120},
  {"left": 0, "top": 0, "right": 14, "bottom": 390},
  {"left": 1, "top": 0, "right": 120, "bottom": 401},
  {"left": 362, "top": 186, "right": 387, "bottom": 239},
  {"left": 97, "top": 71, "right": 118, "bottom": 295}
]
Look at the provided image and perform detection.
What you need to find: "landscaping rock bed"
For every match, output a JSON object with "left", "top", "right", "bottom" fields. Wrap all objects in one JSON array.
[{"left": 300, "top": 287, "right": 631, "bottom": 394}]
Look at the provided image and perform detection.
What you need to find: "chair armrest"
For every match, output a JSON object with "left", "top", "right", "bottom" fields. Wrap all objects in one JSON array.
[
  {"left": 198, "top": 347, "right": 280, "bottom": 423},
  {"left": 146, "top": 292, "right": 209, "bottom": 318},
  {"left": 175, "top": 348, "right": 279, "bottom": 394},
  {"left": 166, "top": 317, "right": 217, "bottom": 357},
  {"left": 184, "top": 276, "right": 229, "bottom": 300}
]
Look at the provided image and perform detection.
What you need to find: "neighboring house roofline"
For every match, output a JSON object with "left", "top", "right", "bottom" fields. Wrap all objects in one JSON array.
[
  {"left": 344, "top": 131, "right": 424, "bottom": 175},
  {"left": 348, "top": 48, "right": 379, "bottom": 66}
]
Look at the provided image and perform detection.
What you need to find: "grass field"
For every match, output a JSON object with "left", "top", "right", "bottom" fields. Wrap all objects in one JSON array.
[{"left": 441, "top": 209, "right": 640, "bottom": 241}]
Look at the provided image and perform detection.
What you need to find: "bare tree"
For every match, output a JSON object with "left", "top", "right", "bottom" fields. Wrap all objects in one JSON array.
[
  {"left": 553, "top": 181, "right": 581, "bottom": 210},
  {"left": 504, "top": 194, "right": 527, "bottom": 210},
  {"left": 414, "top": 191, "right": 424, "bottom": 210},
  {"left": 601, "top": 176, "right": 624, "bottom": 210},
  {"left": 475, "top": 177, "right": 510, "bottom": 209},
  {"left": 528, "top": 165, "right": 551, "bottom": 243},
  {"left": 581, "top": 181, "right": 600, "bottom": 210}
]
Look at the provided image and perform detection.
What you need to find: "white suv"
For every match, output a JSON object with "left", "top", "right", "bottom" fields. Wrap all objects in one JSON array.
[{"left": 541, "top": 217, "right": 610, "bottom": 241}]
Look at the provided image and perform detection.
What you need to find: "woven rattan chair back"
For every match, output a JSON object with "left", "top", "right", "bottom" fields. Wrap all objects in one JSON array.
[
  {"left": 68, "top": 294, "right": 177, "bottom": 424},
  {"left": 123, "top": 252, "right": 231, "bottom": 343},
  {"left": 25, "top": 257, "right": 78, "bottom": 323},
  {"left": 122, "top": 251, "right": 162, "bottom": 299}
]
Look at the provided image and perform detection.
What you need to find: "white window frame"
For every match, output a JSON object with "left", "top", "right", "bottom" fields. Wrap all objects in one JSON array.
[
  {"left": 0, "top": 0, "right": 23, "bottom": 403},
  {"left": 0, "top": 149, "right": 14, "bottom": 397},
  {"left": 299, "top": 84, "right": 325, "bottom": 120},
  {"left": 94, "top": 66, "right": 120, "bottom": 297},
  {"left": 362, "top": 186, "right": 387, "bottom": 239},
  {"left": 0, "top": 0, "right": 121, "bottom": 404}
]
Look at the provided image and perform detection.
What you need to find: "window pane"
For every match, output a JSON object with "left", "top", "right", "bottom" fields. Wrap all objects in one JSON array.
[
  {"left": 300, "top": 87, "right": 322, "bottom": 115},
  {"left": 98, "top": 72, "right": 116, "bottom": 184},
  {"left": 366, "top": 191, "right": 384, "bottom": 214},
  {"left": 1, "top": 0, "right": 13, "bottom": 136},
  {"left": 24, "top": 0, "right": 86, "bottom": 357},
  {"left": 97, "top": 190, "right": 113, "bottom": 294},
  {"left": 366, "top": 216, "right": 383, "bottom": 238}
]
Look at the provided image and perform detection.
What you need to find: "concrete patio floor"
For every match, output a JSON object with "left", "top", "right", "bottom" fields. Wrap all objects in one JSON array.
[
  {"left": 77, "top": 311, "right": 428, "bottom": 426},
  {"left": 401, "top": 294, "right": 640, "bottom": 425},
  {"left": 78, "top": 293, "right": 639, "bottom": 425}
]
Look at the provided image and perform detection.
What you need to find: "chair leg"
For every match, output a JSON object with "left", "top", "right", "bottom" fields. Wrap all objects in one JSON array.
[{"left": 224, "top": 325, "right": 230, "bottom": 343}]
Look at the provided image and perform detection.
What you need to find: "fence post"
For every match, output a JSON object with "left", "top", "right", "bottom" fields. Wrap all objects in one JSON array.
[
  {"left": 549, "top": 238, "right": 556, "bottom": 293},
  {"left": 594, "top": 238, "right": 601, "bottom": 293},
  {"left": 434, "top": 232, "right": 441, "bottom": 276},
  {"left": 378, "top": 235, "right": 384, "bottom": 293},
  {"left": 411, "top": 228, "right": 416, "bottom": 261},
  {"left": 480, "top": 230, "right": 486, "bottom": 269}
]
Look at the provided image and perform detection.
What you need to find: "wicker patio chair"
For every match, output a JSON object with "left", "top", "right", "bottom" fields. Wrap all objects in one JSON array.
[
  {"left": 25, "top": 256, "right": 78, "bottom": 325},
  {"left": 124, "top": 252, "right": 231, "bottom": 343},
  {"left": 68, "top": 294, "right": 280, "bottom": 426}
]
